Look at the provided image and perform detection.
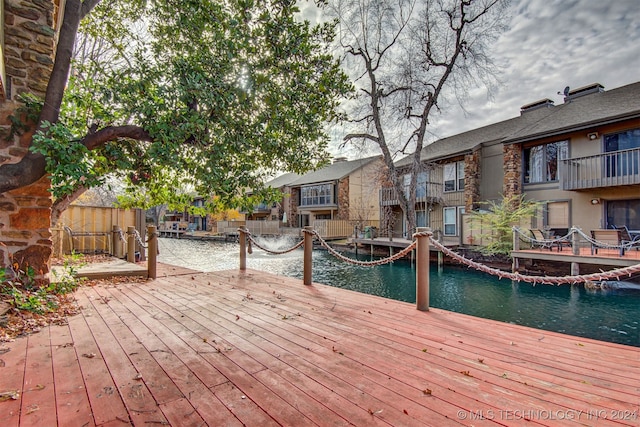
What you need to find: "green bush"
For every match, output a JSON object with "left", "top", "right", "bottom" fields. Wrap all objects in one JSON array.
[{"left": 468, "top": 194, "right": 541, "bottom": 256}]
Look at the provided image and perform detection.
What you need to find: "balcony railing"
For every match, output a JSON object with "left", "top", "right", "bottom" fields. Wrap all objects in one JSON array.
[
  {"left": 380, "top": 182, "right": 443, "bottom": 206},
  {"left": 560, "top": 148, "right": 640, "bottom": 190}
]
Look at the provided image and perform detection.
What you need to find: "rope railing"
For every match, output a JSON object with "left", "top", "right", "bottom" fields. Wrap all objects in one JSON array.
[
  {"left": 131, "top": 229, "right": 149, "bottom": 249},
  {"left": 241, "top": 228, "right": 305, "bottom": 255},
  {"left": 429, "top": 237, "right": 640, "bottom": 285},
  {"left": 513, "top": 226, "right": 639, "bottom": 251},
  {"left": 237, "top": 227, "right": 640, "bottom": 311},
  {"left": 512, "top": 227, "right": 572, "bottom": 246},
  {"left": 313, "top": 229, "right": 417, "bottom": 267}
]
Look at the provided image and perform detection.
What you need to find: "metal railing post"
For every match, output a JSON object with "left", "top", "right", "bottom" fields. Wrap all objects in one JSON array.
[
  {"left": 148, "top": 225, "right": 157, "bottom": 279},
  {"left": 239, "top": 226, "right": 247, "bottom": 271},
  {"left": 303, "top": 226, "right": 313, "bottom": 285},
  {"left": 416, "top": 227, "right": 430, "bottom": 311},
  {"left": 127, "top": 226, "right": 136, "bottom": 263}
]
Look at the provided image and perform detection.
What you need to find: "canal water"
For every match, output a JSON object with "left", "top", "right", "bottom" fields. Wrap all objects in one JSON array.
[{"left": 157, "top": 237, "right": 640, "bottom": 347}]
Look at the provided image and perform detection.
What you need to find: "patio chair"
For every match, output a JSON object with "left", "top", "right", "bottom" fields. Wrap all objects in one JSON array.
[
  {"left": 615, "top": 226, "right": 640, "bottom": 252},
  {"left": 590, "top": 229, "right": 624, "bottom": 256},
  {"left": 548, "top": 228, "right": 572, "bottom": 252},
  {"left": 530, "top": 229, "right": 554, "bottom": 251}
]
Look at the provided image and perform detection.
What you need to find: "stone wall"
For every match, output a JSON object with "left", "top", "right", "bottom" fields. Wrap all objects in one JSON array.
[
  {"left": 337, "top": 177, "right": 349, "bottom": 220},
  {"left": 503, "top": 143, "right": 522, "bottom": 200},
  {"left": 0, "top": 0, "right": 58, "bottom": 280},
  {"left": 464, "top": 150, "right": 481, "bottom": 211}
]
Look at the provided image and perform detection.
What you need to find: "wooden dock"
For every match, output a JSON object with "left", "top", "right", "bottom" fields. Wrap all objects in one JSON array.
[{"left": 1, "top": 267, "right": 638, "bottom": 426}]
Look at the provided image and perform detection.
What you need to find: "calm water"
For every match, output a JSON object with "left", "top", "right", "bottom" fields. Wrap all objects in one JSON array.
[{"left": 157, "top": 236, "right": 640, "bottom": 347}]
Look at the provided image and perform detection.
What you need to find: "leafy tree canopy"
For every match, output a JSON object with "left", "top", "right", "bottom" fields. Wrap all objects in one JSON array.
[{"left": 17, "top": 0, "right": 352, "bottom": 214}]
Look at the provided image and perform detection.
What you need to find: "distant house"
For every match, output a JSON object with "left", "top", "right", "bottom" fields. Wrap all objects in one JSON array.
[
  {"left": 243, "top": 172, "right": 300, "bottom": 221},
  {"left": 287, "top": 156, "right": 384, "bottom": 228},
  {"left": 389, "top": 81, "right": 640, "bottom": 244}
]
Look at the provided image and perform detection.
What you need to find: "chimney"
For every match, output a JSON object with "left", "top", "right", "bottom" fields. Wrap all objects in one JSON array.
[
  {"left": 520, "top": 98, "right": 554, "bottom": 114},
  {"left": 563, "top": 83, "right": 604, "bottom": 103}
]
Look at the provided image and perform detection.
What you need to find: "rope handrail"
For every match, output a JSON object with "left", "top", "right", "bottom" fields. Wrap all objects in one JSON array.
[
  {"left": 312, "top": 229, "right": 417, "bottom": 267},
  {"left": 241, "top": 228, "right": 305, "bottom": 255},
  {"left": 512, "top": 227, "right": 572, "bottom": 245},
  {"left": 513, "top": 226, "right": 639, "bottom": 250},
  {"left": 429, "top": 236, "right": 640, "bottom": 285},
  {"left": 238, "top": 227, "right": 640, "bottom": 286},
  {"left": 131, "top": 229, "right": 149, "bottom": 249}
]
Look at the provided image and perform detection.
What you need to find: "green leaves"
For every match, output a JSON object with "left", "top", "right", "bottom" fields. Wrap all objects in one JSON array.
[{"left": 27, "top": 0, "right": 352, "bottom": 212}]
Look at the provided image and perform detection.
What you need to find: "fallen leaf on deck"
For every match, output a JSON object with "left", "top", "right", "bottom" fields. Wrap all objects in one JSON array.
[
  {"left": 82, "top": 353, "right": 96, "bottom": 358},
  {"left": 0, "top": 390, "right": 19, "bottom": 401}
]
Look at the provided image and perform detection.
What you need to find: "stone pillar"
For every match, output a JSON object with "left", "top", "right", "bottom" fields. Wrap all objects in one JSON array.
[
  {"left": 464, "top": 151, "right": 481, "bottom": 212},
  {"left": 0, "top": 176, "right": 53, "bottom": 283},
  {"left": 503, "top": 143, "right": 522, "bottom": 201},
  {"left": 0, "top": 0, "right": 59, "bottom": 283},
  {"left": 337, "top": 177, "right": 350, "bottom": 220}
]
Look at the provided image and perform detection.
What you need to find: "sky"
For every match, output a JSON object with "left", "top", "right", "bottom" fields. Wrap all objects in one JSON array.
[{"left": 304, "top": 0, "right": 640, "bottom": 157}]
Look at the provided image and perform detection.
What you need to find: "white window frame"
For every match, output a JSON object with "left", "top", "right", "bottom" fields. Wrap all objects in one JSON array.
[
  {"left": 444, "top": 161, "right": 464, "bottom": 192},
  {"left": 443, "top": 207, "right": 457, "bottom": 236}
]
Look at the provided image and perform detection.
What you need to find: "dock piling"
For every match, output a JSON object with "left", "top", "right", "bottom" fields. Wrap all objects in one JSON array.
[
  {"left": 148, "top": 225, "right": 157, "bottom": 279},
  {"left": 303, "top": 226, "right": 313, "bottom": 285},
  {"left": 416, "top": 227, "right": 430, "bottom": 311},
  {"left": 239, "top": 226, "right": 247, "bottom": 271},
  {"left": 127, "top": 226, "right": 135, "bottom": 263}
]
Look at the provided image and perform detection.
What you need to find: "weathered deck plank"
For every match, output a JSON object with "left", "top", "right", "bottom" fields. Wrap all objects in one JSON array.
[{"left": 1, "top": 267, "right": 639, "bottom": 426}]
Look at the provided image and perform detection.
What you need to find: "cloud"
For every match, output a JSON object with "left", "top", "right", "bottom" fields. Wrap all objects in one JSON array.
[{"left": 427, "top": 0, "right": 640, "bottom": 141}]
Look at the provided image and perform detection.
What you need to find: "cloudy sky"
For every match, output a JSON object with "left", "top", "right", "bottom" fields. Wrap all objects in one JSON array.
[{"left": 311, "top": 0, "right": 640, "bottom": 157}]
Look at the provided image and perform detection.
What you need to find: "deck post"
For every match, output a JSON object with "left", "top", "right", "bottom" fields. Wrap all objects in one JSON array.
[
  {"left": 303, "top": 226, "right": 313, "bottom": 285},
  {"left": 239, "top": 226, "right": 247, "bottom": 271},
  {"left": 416, "top": 227, "right": 430, "bottom": 311},
  {"left": 127, "top": 226, "right": 136, "bottom": 263},
  {"left": 148, "top": 225, "right": 157, "bottom": 279},
  {"left": 571, "top": 228, "right": 580, "bottom": 275},
  {"left": 112, "top": 225, "right": 123, "bottom": 258}
]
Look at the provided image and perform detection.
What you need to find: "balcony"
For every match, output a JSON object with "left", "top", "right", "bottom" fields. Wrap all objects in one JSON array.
[
  {"left": 380, "top": 182, "right": 443, "bottom": 206},
  {"left": 560, "top": 147, "right": 640, "bottom": 190}
]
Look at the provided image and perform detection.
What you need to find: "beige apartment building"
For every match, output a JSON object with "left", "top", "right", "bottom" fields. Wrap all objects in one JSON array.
[{"left": 388, "top": 81, "right": 640, "bottom": 244}]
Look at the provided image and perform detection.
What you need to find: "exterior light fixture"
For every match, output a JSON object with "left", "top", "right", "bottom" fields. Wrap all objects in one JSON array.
[
  {"left": 587, "top": 132, "right": 599, "bottom": 140},
  {"left": 590, "top": 198, "right": 600, "bottom": 205}
]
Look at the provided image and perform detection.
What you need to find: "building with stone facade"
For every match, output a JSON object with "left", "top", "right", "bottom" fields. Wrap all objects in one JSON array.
[
  {"left": 284, "top": 156, "right": 383, "bottom": 228},
  {"left": 388, "top": 81, "right": 640, "bottom": 245},
  {"left": 0, "top": 0, "right": 62, "bottom": 280}
]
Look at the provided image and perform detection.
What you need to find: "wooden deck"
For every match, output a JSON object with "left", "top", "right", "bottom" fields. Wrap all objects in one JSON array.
[
  {"left": 1, "top": 267, "right": 639, "bottom": 426},
  {"left": 513, "top": 246, "right": 640, "bottom": 267}
]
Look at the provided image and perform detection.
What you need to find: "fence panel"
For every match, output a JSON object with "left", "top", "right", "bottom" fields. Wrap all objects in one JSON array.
[
  {"left": 52, "top": 206, "right": 142, "bottom": 257},
  {"left": 314, "top": 219, "right": 380, "bottom": 239},
  {"left": 246, "top": 220, "right": 280, "bottom": 235},
  {"left": 214, "top": 220, "right": 246, "bottom": 234}
]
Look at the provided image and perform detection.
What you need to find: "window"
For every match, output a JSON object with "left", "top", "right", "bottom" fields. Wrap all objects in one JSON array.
[
  {"left": 604, "top": 129, "right": 640, "bottom": 177},
  {"left": 444, "top": 161, "right": 464, "bottom": 192},
  {"left": 300, "top": 184, "right": 334, "bottom": 206},
  {"left": 607, "top": 199, "right": 640, "bottom": 230},
  {"left": 403, "top": 172, "right": 430, "bottom": 198},
  {"left": 524, "top": 140, "right": 568, "bottom": 183},
  {"left": 443, "top": 206, "right": 465, "bottom": 236},
  {"left": 444, "top": 207, "right": 457, "bottom": 236}
]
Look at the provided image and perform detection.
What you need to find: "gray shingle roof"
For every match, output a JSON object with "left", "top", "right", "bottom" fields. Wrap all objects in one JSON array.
[
  {"left": 396, "top": 81, "right": 640, "bottom": 166},
  {"left": 264, "top": 172, "right": 301, "bottom": 189},
  {"left": 289, "top": 156, "right": 381, "bottom": 186}
]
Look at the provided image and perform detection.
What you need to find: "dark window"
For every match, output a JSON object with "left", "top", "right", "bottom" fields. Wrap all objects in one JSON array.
[{"left": 524, "top": 141, "right": 568, "bottom": 183}]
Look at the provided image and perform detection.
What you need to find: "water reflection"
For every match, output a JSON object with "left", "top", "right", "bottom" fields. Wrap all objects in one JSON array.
[{"left": 157, "top": 237, "right": 640, "bottom": 347}]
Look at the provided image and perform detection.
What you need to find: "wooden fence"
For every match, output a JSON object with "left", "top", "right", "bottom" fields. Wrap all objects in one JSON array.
[
  {"left": 313, "top": 219, "right": 380, "bottom": 240},
  {"left": 52, "top": 206, "right": 144, "bottom": 258}
]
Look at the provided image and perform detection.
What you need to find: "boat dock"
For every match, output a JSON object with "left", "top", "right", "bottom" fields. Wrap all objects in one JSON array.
[{"left": 1, "top": 267, "right": 638, "bottom": 426}]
